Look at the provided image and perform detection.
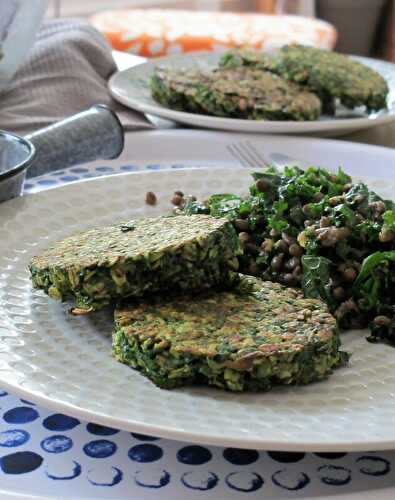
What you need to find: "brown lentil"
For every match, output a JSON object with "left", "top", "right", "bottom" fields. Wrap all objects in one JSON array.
[
  {"left": 374, "top": 315, "right": 392, "bottom": 327},
  {"left": 332, "top": 286, "right": 346, "bottom": 301},
  {"left": 281, "top": 232, "right": 296, "bottom": 246},
  {"left": 288, "top": 243, "right": 303, "bottom": 257},
  {"left": 379, "top": 228, "right": 395, "bottom": 243},
  {"left": 256, "top": 178, "right": 270, "bottom": 192},
  {"left": 145, "top": 191, "right": 157, "bottom": 205},
  {"left": 269, "top": 228, "right": 279, "bottom": 237},
  {"left": 274, "top": 239, "right": 288, "bottom": 253},
  {"left": 261, "top": 238, "right": 274, "bottom": 252},
  {"left": 244, "top": 242, "right": 260, "bottom": 256},
  {"left": 328, "top": 195, "right": 344, "bottom": 206},
  {"left": 171, "top": 194, "right": 184, "bottom": 206},
  {"left": 282, "top": 273, "right": 294, "bottom": 285},
  {"left": 343, "top": 267, "right": 357, "bottom": 282},
  {"left": 271, "top": 254, "right": 284, "bottom": 271},
  {"left": 238, "top": 232, "right": 251, "bottom": 244},
  {"left": 285, "top": 257, "right": 300, "bottom": 270},
  {"left": 234, "top": 219, "right": 250, "bottom": 232},
  {"left": 320, "top": 216, "right": 331, "bottom": 228}
]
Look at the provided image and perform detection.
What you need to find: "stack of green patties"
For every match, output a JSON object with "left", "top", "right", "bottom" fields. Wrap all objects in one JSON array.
[
  {"left": 30, "top": 213, "right": 348, "bottom": 391},
  {"left": 150, "top": 44, "right": 389, "bottom": 120}
]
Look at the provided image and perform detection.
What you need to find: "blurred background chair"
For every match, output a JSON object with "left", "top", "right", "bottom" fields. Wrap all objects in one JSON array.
[{"left": 47, "top": 0, "right": 395, "bottom": 60}]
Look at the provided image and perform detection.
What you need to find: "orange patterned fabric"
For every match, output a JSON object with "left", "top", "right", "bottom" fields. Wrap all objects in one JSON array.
[{"left": 89, "top": 9, "right": 337, "bottom": 58}]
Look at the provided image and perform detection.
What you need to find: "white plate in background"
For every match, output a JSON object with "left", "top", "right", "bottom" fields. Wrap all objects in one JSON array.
[{"left": 109, "top": 51, "right": 395, "bottom": 136}]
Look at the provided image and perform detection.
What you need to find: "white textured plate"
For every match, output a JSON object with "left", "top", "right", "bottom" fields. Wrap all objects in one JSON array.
[
  {"left": 1, "top": 132, "right": 395, "bottom": 452},
  {"left": 109, "top": 52, "right": 395, "bottom": 136}
]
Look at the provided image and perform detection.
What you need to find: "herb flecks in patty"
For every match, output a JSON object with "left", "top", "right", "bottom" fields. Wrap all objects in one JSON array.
[
  {"left": 114, "top": 276, "right": 347, "bottom": 391},
  {"left": 30, "top": 215, "right": 242, "bottom": 312}
]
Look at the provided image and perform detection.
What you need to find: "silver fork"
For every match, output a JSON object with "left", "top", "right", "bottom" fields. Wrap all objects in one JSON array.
[{"left": 226, "top": 140, "right": 306, "bottom": 169}]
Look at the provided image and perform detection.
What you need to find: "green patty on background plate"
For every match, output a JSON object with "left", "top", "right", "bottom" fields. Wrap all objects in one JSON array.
[
  {"left": 30, "top": 214, "right": 242, "bottom": 313},
  {"left": 113, "top": 275, "right": 348, "bottom": 391},
  {"left": 151, "top": 65, "right": 322, "bottom": 121},
  {"left": 220, "top": 45, "right": 389, "bottom": 113}
]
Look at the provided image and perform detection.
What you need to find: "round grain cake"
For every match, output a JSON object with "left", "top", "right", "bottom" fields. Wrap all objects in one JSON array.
[
  {"left": 151, "top": 65, "right": 322, "bottom": 121},
  {"left": 272, "top": 44, "right": 389, "bottom": 112},
  {"left": 113, "top": 275, "right": 348, "bottom": 391},
  {"left": 30, "top": 215, "right": 241, "bottom": 312}
]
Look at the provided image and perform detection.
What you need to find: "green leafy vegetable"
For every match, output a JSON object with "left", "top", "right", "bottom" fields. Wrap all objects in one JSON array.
[
  {"left": 301, "top": 255, "right": 335, "bottom": 309},
  {"left": 179, "top": 163, "right": 395, "bottom": 345}
]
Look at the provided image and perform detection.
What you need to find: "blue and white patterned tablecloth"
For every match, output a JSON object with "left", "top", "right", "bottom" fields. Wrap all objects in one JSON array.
[{"left": 2, "top": 161, "right": 395, "bottom": 500}]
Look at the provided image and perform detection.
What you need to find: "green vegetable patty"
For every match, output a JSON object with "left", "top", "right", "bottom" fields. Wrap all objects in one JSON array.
[
  {"left": 220, "top": 45, "right": 389, "bottom": 113},
  {"left": 30, "top": 215, "right": 241, "bottom": 312},
  {"left": 270, "top": 44, "right": 388, "bottom": 113},
  {"left": 113, "top": 276, "right": 348, "bottom": 391},
  {"left": 151, "top": 65, "right": 322, "bottom": 121}
]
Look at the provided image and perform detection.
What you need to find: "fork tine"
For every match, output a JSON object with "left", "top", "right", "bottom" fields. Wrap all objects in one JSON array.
[
  {"left": 234, "top": 142, "right": 260, "bottom": 168},
  {"left": 232, "top": 142, "right": 258, "bottom": 168},
  {"left": 226, "top": 143, "right": 254, "bottom": 168},
  {"left": 244, "top": 141, "right": 270, "bottom": 167}
]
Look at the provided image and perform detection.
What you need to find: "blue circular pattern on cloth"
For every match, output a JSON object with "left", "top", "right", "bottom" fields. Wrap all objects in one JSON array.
[
  {"left": 45, "top": 460, "right": 81, "bottom": 480},
  {"left": 0, "top": 451, "right": 43, "bottom": 474},
  {"left": 225, "top": 472, "right": 264, "bottom": 492},
  {"left": 37, "top": 179, "right": 58, "bottom": 186},
  {"left": 0, "top": 430, "right": 30, "bottom": 447},
  {"left": 223, "top": 448, "right": 259, "bottom": 465},
  {"left": 88, "top": 466, "right": 123, "bottom": 486},
  {"left": 95, "top": 166, "right": 114, "bottom": 172},
  {"left": 134, "top": 469, "right": 170, "bottom": 488},
  {"left": 181, "top": 471, "right": 219, "bottom": 491},
  {"left": 86, "top": 423, "right": 119, "bottom": 436},
  {"left": 146, "top": 164, "right": 161, "bottom": 170},
  {"left": 3, "top": 406, "right": 39, "bottom": 424},
  {"left": 131, "top": 432, "right": 160, "bottom": 441},
  {"left": 177, "top": 445, "right": 212, "bottom": 465},
  {"left": 70, "top": 167, "right": 89, "bottom": 174},
  {"left": 268, "top": 451, "right": 305, "bottom": 463},
  {"left": 43, "top": 414, "right": 80, "bottom": 431},
  {"left": 315, "top": 452, "right": 347, "bottom": 459},
  {"left": 318, "top": 465, "right": 352, "bottom": 486},
  {"left": 120, "top": 164, "right": 139, "bottom": 171},
  {"left": 19, "top": 399, "right": 36, "bottom": 406},
  {"left": 0, "top": 390, "right": 7, "bottom": 397},
  {"left": 171, "top": 163, "right": 187, "bottom": 169},
  {"left": 357, "top": 456, "right": 391, "bottom": 476},
  {"left": 41, "top": 435, "right": 73, "bottom": 454},
  {"left": 272, "top": 469, "right": 310, "bottom": 490},
  {"left": 128, "top": 444, "right": 163, "bottom": 463},
  {"left": 83, "top": 440, "right": 117, "bottom": 459},
  {"left": 59, "top": 176, "right": 79, "bottom": 182}
]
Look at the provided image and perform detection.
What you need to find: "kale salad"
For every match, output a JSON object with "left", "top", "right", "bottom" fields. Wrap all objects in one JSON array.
[{"left": 176, "top": 165, "right": 395, "bottom": 344}]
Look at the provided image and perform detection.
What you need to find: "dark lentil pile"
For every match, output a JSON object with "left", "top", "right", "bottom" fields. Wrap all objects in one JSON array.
[{"left": 175, "top": 166, "right": 395, "bottom": 344}]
